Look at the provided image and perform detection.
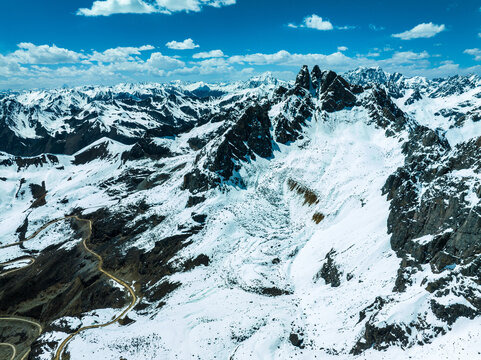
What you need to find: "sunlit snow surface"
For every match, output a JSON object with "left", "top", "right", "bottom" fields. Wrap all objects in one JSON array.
[{"left": 2, "top": 84, "right": 481, "bottom": 359}]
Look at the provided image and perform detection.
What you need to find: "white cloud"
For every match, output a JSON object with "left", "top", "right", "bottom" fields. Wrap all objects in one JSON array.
[
  {"left": 170, "top": 59, "right": 233, "bottom": 76},
  {"left": 9, "top": 43, "right": 85, "bottom": 64},
  {"left": 193, "top": 57, "right": 229, "bottom": 67},
  {"left": 146, "top": 52, "right": 185, "bottom": 69},
  {"left": 228, "top": 49, "right": 439, "bottom": 76},
  {"left": 303, "top": 14, "right": 333, "bottom": 31},
  {"left": 77, "top": 0, "right": 236, "bottom": 16},
  {"left": 229, "top": 50, "right": 353, "bottom": 67},
  {"left": 389, "top": 50, "right": 430, "bottom": 62},
  {"left": 192, "top": 50, "right": 225, "bottom": 59},
  {"left": 0, "top": 41, "right": 479, "bottom": 90},
  {"left": 288, "top": 14, "right": 355, "bottom": 31},
  {"left": 166, "top": 38, "right": 199, "bottom": 50},
  {"left": 240, "top": 67, "right": 255, "bottom": 74},
  {"left": 0, "top": 43, "right": 189, "bottom": 89},
  {"left": 77, "top": 0, "right": 156, "bottom": 16},
  {"left": 392, "top": 22, "right": 446, "bottom": 40},
  {"left": 89, "top": 45, "right": 154, "bottom": 62},
  {"left": 464, "top": 48, "right": 481, "bottom": 61}
]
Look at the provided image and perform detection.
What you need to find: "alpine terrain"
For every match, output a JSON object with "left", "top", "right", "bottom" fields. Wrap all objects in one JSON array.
[{"left": 0, "top": 66, "right": 480, "bottom": 360}]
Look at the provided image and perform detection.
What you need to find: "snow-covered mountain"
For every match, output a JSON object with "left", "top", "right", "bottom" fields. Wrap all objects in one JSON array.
[{"left": 0, "top": 67, "right": 480, "bottom": 360}]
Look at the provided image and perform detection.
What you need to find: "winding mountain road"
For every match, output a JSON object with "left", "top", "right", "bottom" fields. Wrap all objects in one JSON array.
[
  {"left": 0, "top": 257, "right": 35, "bottom": 278},
  {"left": 0, "top": 317, "right": 42, "bottom": 360},
  {"left": 0, "top": 342, "right": 15, "bottom": 360},
  {"left": 0, "top": 215, "right": 137, "bottom": 360},
  {"left": 53, "top": 216, "right": 137, "bottom": 360}
]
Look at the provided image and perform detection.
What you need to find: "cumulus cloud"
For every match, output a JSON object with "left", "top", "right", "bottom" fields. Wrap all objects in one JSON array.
[
  {"left": 228, "top": 50, "right": 353, "bottom": 67},
  {"left": 303, "top": 14, "right": 333, "bottom": 30},
  {"left": 77, "top": 0, "right": 236, "bottom": 16},
  {"left": 0, "top": 43, "right": 188, "bottom": 88},
  {"left": 192, "top": 50, "right": 225, "bottom": 59},
  {"left": 194, "top": 57, "right": 229, "bottom": 67},
  {"left": 389, "top": 50, "right": 430, "bottom": 63},
  {"left": 288, "top": 14, "right": 356, "bottom": 31},
  {"left": 240, "top": 67, "right": 255, "bottom": 74},
  {"left": 0, "top": 42, "right": 239, "bottom": 89},
  {"left": 227, "top": 49, "right": 438, "bottom": 76},
  {"left": 146, "top": 52, "right": 185, "bottom": 69},
  {"left": 392, "top": 22, "right": 445, "bottom": 40},
  {"left": 77, "top": 0, "right": 155, "bottom": 16},
  {"left": 9, "top": 43, "right": 85, "bottom": 64},
  {"left": 89, "top": 45, "right": 155, "bottom": 62},
  {"left": 0, "top": 40, "right": 477, "bottom": 90},
  {"left": 464, "top": 48, "right": 481, "bottom": 61},
  {"left": 166, "top": 38, "right": 199, "bottom": 50}
]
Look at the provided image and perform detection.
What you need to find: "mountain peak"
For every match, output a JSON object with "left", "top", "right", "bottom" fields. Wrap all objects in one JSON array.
[
  {"left": 295, "top": 65, "right": 311, "bottom": 90},
  {"left": 343, "top": 66, "right": 390, "bottom": 86}
]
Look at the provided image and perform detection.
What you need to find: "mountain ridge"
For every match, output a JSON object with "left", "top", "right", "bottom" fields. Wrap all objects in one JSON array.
[{"left": 0, "top": 65, "right": 480, "bottom": 360}]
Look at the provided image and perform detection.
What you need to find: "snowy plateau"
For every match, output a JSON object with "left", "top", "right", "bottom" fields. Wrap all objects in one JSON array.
[{"left": 0, "top": 66, "right": 480, "bottom": 360}]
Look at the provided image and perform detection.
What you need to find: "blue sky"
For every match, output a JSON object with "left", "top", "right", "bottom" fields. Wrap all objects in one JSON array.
[{"left": 1, "top": 0, "right": 481, "bottom": 89}]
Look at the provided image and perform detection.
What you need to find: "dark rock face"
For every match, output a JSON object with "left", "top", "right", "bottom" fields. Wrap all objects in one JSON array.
[
  {"left": 315, "top": 249, "right": 342, "bottom": 287},
  {"left": 310, "top": 65, "right": 322, "bottom": 91},
  {"left": 29, "top": 181, "right": 47, "bottom": 208},
  {"left": 182, "top": 168, "right": 216, "bottom": 194},
  {"left": 365, "top": 87, "right": 410, "bottom": 133},
  {"left": 183, "top": 254, "right": 210, "bottom": 271},
  {"left": 295, "top": 65, "right": 311, "bottom": 92},
  {"left": 289, "top": 333, "right": 304, "bottom": 348},
  {"left": 0, "top": 154, "right": 59, "bottom": 169},
  {"left": 183, "top": 103, "right": 273, "bottom": 193},
  {"left": 381, "top": 127, "right": 481, "bottom": 336},
  {"left": 273, "top": 66, "right": 362, "bottom": 144},
  {"left": 121, "top": 138, "right": 172, "bottom": 162},
  {"left": 352, "top": 322, "right": 409, "bottom": 354},
  {"left": 318, "top": 70, "right": 359, "bottom": 112},
  {"left": 273, "top": 96, "right": 314, "bottom": 144},
  {"left": 404, "top": 89, "right": 422, "bottom": 105},
  {"left": 72, "top": 140, "right": 113, "bottom": 165},
  {"left": 213, "top": 104, "right": 272, "bottom": 169}
]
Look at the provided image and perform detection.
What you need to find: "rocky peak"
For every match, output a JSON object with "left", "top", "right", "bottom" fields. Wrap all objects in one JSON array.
[
  {"left": 364, "top": 86, "right": 410, "bottom": 133},
  {"left": 318, "top": 70, "right": 338, "bottom": 94},
  {"left": 183, "top": 102, "right": 273, "bottom": 193},
  {"left": 246, "top": 72, "right": 278, "bottom": 88},
  {"left": 295, "top": 65, "right": 311, "bottom": 91},
  {"left": 310, "top": 65, "right": 322, "bottom": 91},
  {"left": 343, "top": 66, "right": 389, "bottom": 87},
  {"left": 317, "top": 70, "right": 360, "bottom": 112}
]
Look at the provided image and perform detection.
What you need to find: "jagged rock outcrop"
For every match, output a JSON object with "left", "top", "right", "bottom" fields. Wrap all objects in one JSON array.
[
  {"left": 183, "top": 103, "right": 273, "bottom": 192},
  {"left": 382, "top": 127, "right": 481, "bottom": 328}
]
